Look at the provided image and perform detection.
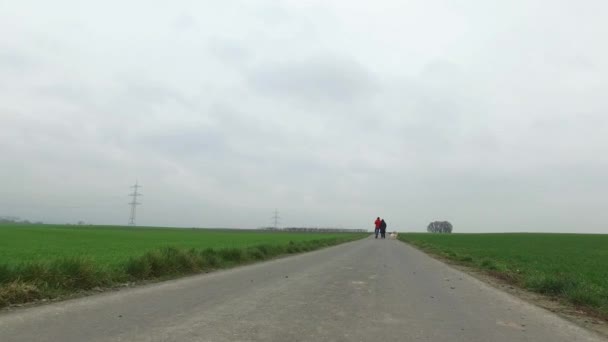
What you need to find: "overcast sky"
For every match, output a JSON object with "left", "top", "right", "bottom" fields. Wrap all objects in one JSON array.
[{"left": 1, "top": 1, "right": 607, "bottom": 232}]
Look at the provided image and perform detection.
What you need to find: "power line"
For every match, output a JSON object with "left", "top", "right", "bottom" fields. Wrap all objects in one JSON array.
[
  {"left": 271, "top": 209, "right": 280, "bottom": 229},
  {"left": 128, "top": 181, "right": 142, "bottom": 226}
]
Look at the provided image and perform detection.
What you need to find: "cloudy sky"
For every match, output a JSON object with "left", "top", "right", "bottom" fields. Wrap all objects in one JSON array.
[{"left": 1, "top": 1, "right": 607, "bottom": 232}]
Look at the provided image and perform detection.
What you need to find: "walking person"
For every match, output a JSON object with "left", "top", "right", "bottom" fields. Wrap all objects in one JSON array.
[
  {"left": 374, "top": 217, "right": 381, "bottom": 239},
  {"left": 380, "top": 219, "right": 387, "bottom": 239}
]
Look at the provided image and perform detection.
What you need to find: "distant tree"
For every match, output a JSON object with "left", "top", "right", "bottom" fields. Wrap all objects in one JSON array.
[
  {"left": 427, "top": 221, "right": 453, "bottom": 233},
  {"left": 0, "top": 216, "right": 20, "bottom": 223},
  {"left": 0, "top": 217, "right": 45, "bottom": 225}
]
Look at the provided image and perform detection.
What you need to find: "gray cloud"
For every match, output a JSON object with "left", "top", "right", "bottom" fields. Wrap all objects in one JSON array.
[
  {"left": 0, "top": 51, "right": 37, "bottom": 72},
  {"left": 1, "top": 0, "right": 607, "bottom": 232},
  {"left": 249, "top": 56, "right": 377, "bottom": 103}
]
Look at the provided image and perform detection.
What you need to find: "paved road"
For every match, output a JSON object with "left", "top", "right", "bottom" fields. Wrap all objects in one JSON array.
[{"left": 0, "top": 237, "right": 605, "bottom": 342}]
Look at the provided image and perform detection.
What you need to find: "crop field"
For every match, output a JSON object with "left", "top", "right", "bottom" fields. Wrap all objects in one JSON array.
[
  {"left": 0, "top": 225, "right": 359, "bottom": 266},
  {"left": 0, "top": 224, "right": 365, "bottom": 307},
  {"left": 399, "top": 233, "right": 608, "bottom": 318}
]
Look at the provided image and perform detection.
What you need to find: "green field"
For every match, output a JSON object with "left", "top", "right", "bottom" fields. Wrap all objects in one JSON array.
[
  {"left": 399, "top": 233, "right": 608, "bottom": 318},
  {"left": 0, "top": 224, "right": 365, "bottom": 307},
  {"left": 0, "top": 225, "right": 357, "bottom": 267}
]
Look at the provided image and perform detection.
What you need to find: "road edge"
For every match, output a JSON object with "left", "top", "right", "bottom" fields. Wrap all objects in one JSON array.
[
  {"left": 397, "top": 239, "right": 608, "bottom": 339},
  {"left": 0, "top": 235, "right": 367, "bottom": 313}
]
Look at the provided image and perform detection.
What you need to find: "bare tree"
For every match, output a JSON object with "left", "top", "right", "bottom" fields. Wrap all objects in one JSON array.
[{"left": 427, "top": 221, "right": 453, "bottom": 233}]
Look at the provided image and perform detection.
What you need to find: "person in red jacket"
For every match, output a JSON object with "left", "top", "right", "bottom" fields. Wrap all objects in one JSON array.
[{"left": 374, "top": 217, "right": 381, "bottom": 239}]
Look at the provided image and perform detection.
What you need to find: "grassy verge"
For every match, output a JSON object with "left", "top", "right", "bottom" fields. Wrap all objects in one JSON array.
[
  {"left": 0, "top": 225, "right": 361, "bottom": 265},
  {"left": 398, "top": 233, "right": 608, "bottom": 320},
  {"left": 0, "top": 227, "right": 365, "bottom": 308}
]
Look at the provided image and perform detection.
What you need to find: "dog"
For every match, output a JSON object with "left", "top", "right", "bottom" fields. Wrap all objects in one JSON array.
[{"left": 389, "top": 232, "right": 398, "bottom": 240}]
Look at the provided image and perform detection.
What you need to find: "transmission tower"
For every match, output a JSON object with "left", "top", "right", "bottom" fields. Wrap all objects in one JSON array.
[
  {"left": 128, "top": 181, "right": 142, "bottom": 226},
  {"left": 271, "top": 209, "right": 280, "bottom": 229}
]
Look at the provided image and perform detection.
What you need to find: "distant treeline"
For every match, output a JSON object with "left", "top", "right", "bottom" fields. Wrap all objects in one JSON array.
[
  {"left": 0, "top": 216, "right": 43, "bottom": 225},
  {"left": 260, "top": 227, "right": 367, "bottom": 233}
]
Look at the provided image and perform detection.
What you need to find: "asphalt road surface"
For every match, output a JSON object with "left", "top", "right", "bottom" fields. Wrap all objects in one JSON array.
[{"left": 0, "top": 236, "right": 605, "bottom": 342}]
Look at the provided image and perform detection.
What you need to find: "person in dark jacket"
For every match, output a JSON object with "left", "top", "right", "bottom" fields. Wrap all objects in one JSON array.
[{"left": 380, "top": 219, "right": 387, "bottom": 239}]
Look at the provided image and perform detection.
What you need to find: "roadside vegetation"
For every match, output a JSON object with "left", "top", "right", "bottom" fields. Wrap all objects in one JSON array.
[
  {"left": 399, "top": 233, "right": 608, "bottom": 319},
  {"left": 0, "top": 225, "right": 365, "bottom": 308},
  {"left": 399, "top": 233, "right": 608, "bottom": 320}
]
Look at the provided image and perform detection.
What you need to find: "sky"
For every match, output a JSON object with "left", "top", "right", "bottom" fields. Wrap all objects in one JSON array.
[{"left": 1, "top": 0, "right": 607, "bottom": 232}]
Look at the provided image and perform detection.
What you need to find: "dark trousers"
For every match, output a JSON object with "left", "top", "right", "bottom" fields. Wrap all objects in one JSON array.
[
  {"left": 381, "top": 229, "right": 386, "bottom": 238},
  {"left": 375, "top": 228, "right": 379, "bottom": 238}
]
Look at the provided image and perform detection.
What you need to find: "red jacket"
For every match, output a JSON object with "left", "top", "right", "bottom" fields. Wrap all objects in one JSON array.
[{"left": 374, "top": 218, "right": 381, "bottom": 229}]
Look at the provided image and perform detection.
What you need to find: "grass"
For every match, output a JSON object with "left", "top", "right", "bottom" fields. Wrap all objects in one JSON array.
[
  {"left": 0, "top": 225, "right": 359, "bottom": 266},
  {"left": 0, "top": 224, "right": 365, "bottom": 307},
  {"left": 398, "top": 233, "right": 608, "bottom": 319}
]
